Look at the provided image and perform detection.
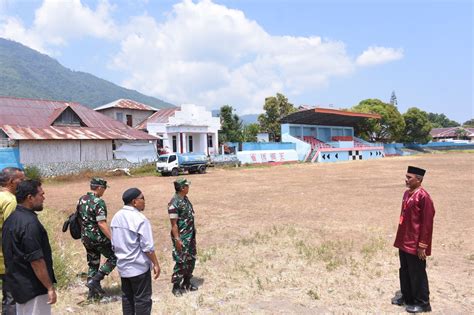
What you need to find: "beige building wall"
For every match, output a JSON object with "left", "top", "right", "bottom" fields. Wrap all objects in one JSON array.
[{"left": 97, "top": 108, "right": 154, "bottom": 128}]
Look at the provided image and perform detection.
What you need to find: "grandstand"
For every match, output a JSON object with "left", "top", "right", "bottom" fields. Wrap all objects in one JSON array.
[{"left": 280, "top": 107, "right": 385, "bottom": 163}]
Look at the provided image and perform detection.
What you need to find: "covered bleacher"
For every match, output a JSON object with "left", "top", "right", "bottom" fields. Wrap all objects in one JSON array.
[{"left": 280, "top": 107, "right": 384, "bottom": 163}]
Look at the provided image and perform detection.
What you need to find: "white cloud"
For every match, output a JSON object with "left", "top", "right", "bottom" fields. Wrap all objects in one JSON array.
[
  {"left": 1, "top": 0, "right": 404, "bottom": 114},
  {"left": 356, "top": 46, "right": 404, "bottom": 67},
  {"left": 111, "top": 0, "right": 356, "bottom": 114},
  {"left": 0, "top": 0, "right": 116, "bottom": 53}
]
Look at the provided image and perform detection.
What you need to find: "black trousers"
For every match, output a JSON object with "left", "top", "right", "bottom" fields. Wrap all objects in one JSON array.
[
  {"left": 1, "top": 275, "right": 16, "bottom": 315},
  {"left": 398, "top": 250, "right": 430, "bottom": 306},
  {"left": 121, "top": 269, "right": 152, "bottom": 315}
]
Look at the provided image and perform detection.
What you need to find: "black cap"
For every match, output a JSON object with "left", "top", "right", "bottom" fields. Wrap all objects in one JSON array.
[
  {"left": 122, "top": 188, "right": 142, "bottom": 205},
  {"left": 407, "top": 166, "right": 426, "bottom": 176}
]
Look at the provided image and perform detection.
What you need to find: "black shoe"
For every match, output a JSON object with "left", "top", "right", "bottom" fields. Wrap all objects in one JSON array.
[
  {"left": 86, "top": 271, "right": 106, "bottom": 295},
  {"left": 183, "top": 282, "right": 198, "bottom": 292},
  {"left": 406, "top": 304, "right": 432, "bottom": 313},
  {"left": 172, "top": 283, "right": 183, "bottom": 297},
  {"left": 391, "top": 296, "right": 405, "bottom": 306}
]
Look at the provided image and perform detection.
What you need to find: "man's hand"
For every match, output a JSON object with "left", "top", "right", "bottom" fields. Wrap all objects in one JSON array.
[
  {"left": 417, "top": 248, "right": 427, "bottom": 260},
  {"left": 153, "top": 264, "right": 161, "bottom": 280},
  {"left": 175, "top": 239, "right": 183, "bottom": 252},
  {"left": 47, "top": 288, "right": 57, "bottom": 304}
]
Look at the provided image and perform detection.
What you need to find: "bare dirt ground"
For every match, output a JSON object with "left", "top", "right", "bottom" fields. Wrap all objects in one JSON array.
[{"left": 41, "top": 153, "right": 473, "bottom": 314}]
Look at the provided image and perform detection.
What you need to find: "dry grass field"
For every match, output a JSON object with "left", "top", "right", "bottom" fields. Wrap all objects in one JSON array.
[{"left": 40, "top": 153, "right": 473, "bottom": 314}]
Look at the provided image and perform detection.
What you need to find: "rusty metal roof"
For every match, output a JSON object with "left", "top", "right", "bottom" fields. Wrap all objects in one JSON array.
[
  {"left": 0, "top": 96, "right": 157, "bottom": 140},
  {"left": 430, "top": 127, "right": 474, "bottom": 138},
  {"left": 95, "top": 99, "right": 160, "bottom": 111},
  {"left": 135, "top": 107, "right": 180, "bottom": 129},
  {"left": 280, "top": 107, "right": 381, "bottom": 127}
]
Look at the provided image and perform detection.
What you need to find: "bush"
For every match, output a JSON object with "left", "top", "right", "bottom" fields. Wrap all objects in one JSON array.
[{"left": 24, "top": 165, "right": 42, "bottom": 180}]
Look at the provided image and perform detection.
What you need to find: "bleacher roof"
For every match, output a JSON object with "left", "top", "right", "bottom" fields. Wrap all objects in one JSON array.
[{"left": 280, "top": 108, "right": 381, "bottom": 127}]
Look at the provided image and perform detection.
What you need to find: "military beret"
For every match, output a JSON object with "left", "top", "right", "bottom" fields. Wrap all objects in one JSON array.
[
  {"left": 174, "top": 178, "right": 191, "bottom": 188},
  {"left": 90, "top": 177, "right": 109, "bottom": 188}
]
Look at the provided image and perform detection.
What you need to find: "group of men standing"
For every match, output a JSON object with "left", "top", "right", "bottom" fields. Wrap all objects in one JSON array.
[
  {"left": 0, "top": 165, "right": 435, "bottom": 314},
  {"left": 0, "top": 168, "right": 198, "bottom": 315}
]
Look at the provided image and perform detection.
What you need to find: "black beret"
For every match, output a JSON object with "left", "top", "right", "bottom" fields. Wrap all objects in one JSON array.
[{"left": 122, "top": 188, "right": 142, "bottom": 205}]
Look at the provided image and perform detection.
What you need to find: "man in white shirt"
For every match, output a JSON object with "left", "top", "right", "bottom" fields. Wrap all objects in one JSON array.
[{"left": 111, "top": 188, "right": 160, "bottom": 315}]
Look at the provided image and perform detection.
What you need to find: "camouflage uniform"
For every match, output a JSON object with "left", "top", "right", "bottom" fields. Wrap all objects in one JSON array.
[
  {"left": 168, "top": 190, "right": 196, "bottom": 286},
  {"left": 77, "top": 192, "right": 117, "bottom": 278}
]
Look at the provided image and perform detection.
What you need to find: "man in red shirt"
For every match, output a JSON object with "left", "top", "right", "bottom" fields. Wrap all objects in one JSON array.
[{"left": 392, "top": 166, "right": 435, "bottom": 313}]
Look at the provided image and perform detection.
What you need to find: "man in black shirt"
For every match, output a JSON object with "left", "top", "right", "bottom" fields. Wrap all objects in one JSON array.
[{"left": 2, "top": 180, "right": 56, "bottom": 315}]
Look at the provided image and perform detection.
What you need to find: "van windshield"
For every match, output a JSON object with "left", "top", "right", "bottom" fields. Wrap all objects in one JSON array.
[{"left": 158, "top": 156, "right": 168, "bottom": 162}]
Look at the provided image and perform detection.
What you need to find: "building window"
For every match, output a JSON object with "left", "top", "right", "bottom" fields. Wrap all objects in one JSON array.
[
  {"left": 172, "top": 136, "right": 177, "bottom": 153},
  {"left": 188, "top": 135, "right": 193, "bottom": 152},
  {"left": 116, "top": 112, "right": 123, "bottom": 122},
  {"left": 126, "top": 114, "right": 133, "bottom": 127},
  {"left": 207, "top": 134, "right": 213, "bottom": 147}
]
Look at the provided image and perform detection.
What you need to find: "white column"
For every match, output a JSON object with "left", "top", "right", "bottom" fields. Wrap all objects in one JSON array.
[{"left": 182, "top": 132, "right": 187, "bottom": 153}]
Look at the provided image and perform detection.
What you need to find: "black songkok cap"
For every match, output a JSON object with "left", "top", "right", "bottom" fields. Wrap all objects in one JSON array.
[
  {"left": 122, "top": 188, "right": 142, "bottom": 205},
  {"left": 407, "top": 166, "right": 426, "bottom": 176}
]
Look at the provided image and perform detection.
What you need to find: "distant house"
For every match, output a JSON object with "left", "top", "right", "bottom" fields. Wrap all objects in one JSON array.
[
  {"left": 94, "top": 99, "right": 160, "bottom": 128},
  {"left": 0, "top": 96, "right": 157, "bottom": 164},
  {"left": 430, "top": 127, "right": 474, "bottom": 142},
  {"left": 136, "top": 104, "right": 221, "bottom": 155}
]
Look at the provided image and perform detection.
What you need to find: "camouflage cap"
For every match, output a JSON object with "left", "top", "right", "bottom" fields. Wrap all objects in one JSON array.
[
  {"left": 90, "top": 177, "right": 109, "bottom": 188},
  {"left": 174, "top": 178, "right": 191, "bottom": 188}
]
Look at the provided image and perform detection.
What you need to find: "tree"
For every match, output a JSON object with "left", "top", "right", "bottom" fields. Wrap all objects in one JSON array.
[
  {"left": 242, "top": 123, "right": 260, "bottom": 142},
  {"left": 427, "top": 112, "right": 460, "bottom": 128},
  {"left": 258, "top": 93, "right": 296, "bottom": 141},
  {"left": 390, "top": 90, "right": 398, "bottom": 106},
  {"left": 454, "top": 128, "right": 469, "bottom": 139},
  {"left": 352, "top": 99, "right": 405, "bottom": 142},
  {"left": 401, "top": 107, "right": 432, "bottom": 144},
  {"left": 463, "top": 118, "right": 474, "bottom": 127},
  {"left": 218, "top": 105, "right": 243, "bottom": 143}
]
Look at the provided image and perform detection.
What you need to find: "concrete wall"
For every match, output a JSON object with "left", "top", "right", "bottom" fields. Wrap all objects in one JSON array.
[
  {"left": 19, "top": 140, "right": 113, "bottom": 163},
  {"left": 98, "top": 108, "right": 154, "bottom": 127}
]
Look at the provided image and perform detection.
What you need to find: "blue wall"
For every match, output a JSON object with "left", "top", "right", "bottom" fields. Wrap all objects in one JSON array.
[
  {"left": 281, "top": 123, "right": 353, "bottom": 142},
  {"left": 0, "top": 148, "right": 23, "bottom": 170}
]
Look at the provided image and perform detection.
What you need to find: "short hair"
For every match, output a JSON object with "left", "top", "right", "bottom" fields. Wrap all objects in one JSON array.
[
  {"left": 0, "top": 167, "right": 23, "bottom": 187},
  {"left": 16, "top": 180, "right": 42, "bottom": 204}
]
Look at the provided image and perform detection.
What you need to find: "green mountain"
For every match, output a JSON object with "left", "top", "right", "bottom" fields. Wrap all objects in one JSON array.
[{"left": 0, "top": 38, "right": 174, "bottom": 109}]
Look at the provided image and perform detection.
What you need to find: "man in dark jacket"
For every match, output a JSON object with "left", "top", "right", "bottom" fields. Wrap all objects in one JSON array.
[{"left": 2, "top": 180, "right": 56, "bottom": 315}]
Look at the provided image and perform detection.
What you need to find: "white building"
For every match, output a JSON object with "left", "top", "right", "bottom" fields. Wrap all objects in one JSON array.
[{"left": 136, "top": 104, "right": 220, "bottom": 155}]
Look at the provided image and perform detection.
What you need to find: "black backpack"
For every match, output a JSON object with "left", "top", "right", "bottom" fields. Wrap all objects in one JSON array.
[{"left": 62, "top": 210, "right": 81, "bottom": 240}]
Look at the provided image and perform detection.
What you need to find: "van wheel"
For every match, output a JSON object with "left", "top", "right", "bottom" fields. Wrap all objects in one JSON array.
[
  {"left": 171, "top": 168, "right": 179, "bottom": 176},
  {"left": 198, "top": 165, "right": 206, "bottom": 174}
]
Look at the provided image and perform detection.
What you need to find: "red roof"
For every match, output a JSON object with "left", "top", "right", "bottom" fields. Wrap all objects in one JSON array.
[
  {"left": 0, "top": 96, "right": 157, "bottom": 140},
  {"left": 135, "top": 107, "right": 180, "bottom": 129},
  {"left": 95, "top": 99, "right": 159, "bottom": 111}
]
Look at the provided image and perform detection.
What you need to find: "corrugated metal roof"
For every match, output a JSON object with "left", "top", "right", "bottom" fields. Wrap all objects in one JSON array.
[
  {"left": 94, "top": 99, "right": 160, "bottom": 111},
  {"left": 135, "top": 107, "right": 180, "bottom": 129},
  {"left": 430, "top": 127, "right": 474, "bottom": 138},
  {"left": 0, "top": 96, "right": 157, "bottom": 140}
]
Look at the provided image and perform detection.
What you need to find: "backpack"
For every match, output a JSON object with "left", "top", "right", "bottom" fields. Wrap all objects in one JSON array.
[{"left": 62, "top": 210, "right": 81, "bottom": 240}]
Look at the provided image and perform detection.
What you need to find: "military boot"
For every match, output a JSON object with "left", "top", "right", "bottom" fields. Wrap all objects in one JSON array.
[
  {"left": 183, "top": 276, "right": 198, "bottom": 292},
  {"left": 86, "top": 271, "right": 106, "bottom": 295},
  {"left": 87, "top": 288, "right": 101, "bottom": 301},
  {"left": 172, "top": 282, "right": 183, "bottom": 297}
]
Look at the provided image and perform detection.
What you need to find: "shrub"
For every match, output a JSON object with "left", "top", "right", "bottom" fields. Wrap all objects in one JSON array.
[{"left": 24, "top": 165, "right": 42, "bottom": 180}]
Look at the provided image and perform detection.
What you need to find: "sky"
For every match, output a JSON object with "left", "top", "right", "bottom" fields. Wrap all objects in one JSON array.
[{"left": 0, "top": 0, "right": 472, "bottom": 123}]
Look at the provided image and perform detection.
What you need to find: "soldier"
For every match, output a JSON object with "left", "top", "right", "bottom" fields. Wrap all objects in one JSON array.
[
  {"left": 168, "top": 178, "right": 198, "bottom": 296},
  {"left": 77, "top": 178, "right": 117, "bottom": 300}
]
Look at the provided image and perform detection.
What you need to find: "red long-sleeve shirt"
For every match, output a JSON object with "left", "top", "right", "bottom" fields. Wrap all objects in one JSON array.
[{"left": 394, "top": 187, "right": 435, "bottom": 256}]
